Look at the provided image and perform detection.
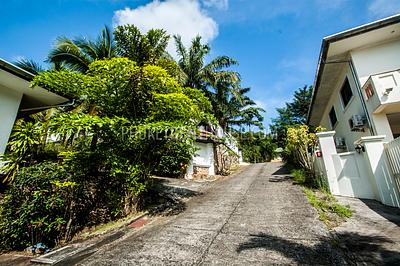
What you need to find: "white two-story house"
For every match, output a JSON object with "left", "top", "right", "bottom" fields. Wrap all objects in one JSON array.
[
  {"left": 308, "top": 15, "right": 400, "bottom": 207},
  {"left": 309, "top": 14, "right": 400, "bottom": 151}
]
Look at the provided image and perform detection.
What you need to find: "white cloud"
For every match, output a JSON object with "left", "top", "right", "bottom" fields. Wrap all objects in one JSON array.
[
  {"left": 113, "top": 0, "right": 219, "bottom": 57},
  {"left": 202, "top": 0, "right": 229, "bottom": 10},
  {"left": 368, "top": 0, "right": 400, "bottom": 18}
]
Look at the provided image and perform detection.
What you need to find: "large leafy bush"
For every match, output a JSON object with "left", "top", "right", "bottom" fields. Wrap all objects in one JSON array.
[{"left": 0, "top": 58, "right": 214, "bottom": 251}]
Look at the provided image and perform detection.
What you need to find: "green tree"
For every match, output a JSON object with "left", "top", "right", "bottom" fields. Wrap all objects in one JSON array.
[
  {"left": 48, "top": 26, "right": 116, "bottom": 72},
  {"left": 208, "top": 84, "right": 264, "bottom": 130},
  {"left": 174, "top": 35, "right": 239, "bottom": 91},
  {"left": 237, "top": 132, "right": 276, "bottom": 163},
  {"left": 14, "top": 58, "right": 45, "bottom": 75},
  {"left": 114, "top": 25, "right": 170, "bottom": 66},
  {"left": 174, "top": 36, "right": 263, "bottom": 130},
  {"left": 14, "top": 58, "right": 66, "bottom": 75},
  {"left": 270, "top": 85, "right": 313, "bottom": 147}
]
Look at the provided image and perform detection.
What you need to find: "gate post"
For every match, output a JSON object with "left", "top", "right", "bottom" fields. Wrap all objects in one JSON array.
[
  {"left": 316, "top": 131, "right": 340, "bottom": 195},
  {"left": 356, "top": 136, "right": 400, "bottom": 207}
]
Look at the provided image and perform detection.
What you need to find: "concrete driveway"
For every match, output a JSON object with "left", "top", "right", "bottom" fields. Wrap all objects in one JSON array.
[{"left": 79, "top": 162, "right": 344, "bottom": 265}]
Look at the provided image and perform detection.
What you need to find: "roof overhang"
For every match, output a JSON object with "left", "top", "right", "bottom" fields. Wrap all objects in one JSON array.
[
  {"left": 0, "top": 58, "right": 69, "bottom": 112},
  {"left": 308, "top": 14, "right": 400, "bottom": 126}
]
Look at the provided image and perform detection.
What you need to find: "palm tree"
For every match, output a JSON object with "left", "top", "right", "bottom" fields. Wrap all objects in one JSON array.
[
  {"left": 174, "top": 35, "right": 239, "bottom": 92},
  {"left": 14, "top": 58, "right": 45, "bottom": 75},
  {"left": 208, "top": 83, "right": 264, "bottom": 130},
  {"left": 48, "top": 26, "right": 116, "bottom": 72},
  {"left": 14, "top": 58, "right": 66, "bottom": 75},
  {"left": 174, "top": 36, "right": 263, "bottom": 130}
]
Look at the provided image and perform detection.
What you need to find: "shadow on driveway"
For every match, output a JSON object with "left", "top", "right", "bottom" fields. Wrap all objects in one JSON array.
[
  {"left": 361, "top": 199, "right": 400, "bottom": 226},
  {"left": 237, "top": 232, "right": 400, "bottom": 265}
]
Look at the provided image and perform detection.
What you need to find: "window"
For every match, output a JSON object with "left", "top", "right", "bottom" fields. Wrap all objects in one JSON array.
[
  {"left": 329, "top": 106, "right": 337, "bottom": 128},
  {"left": 340, "top": 78, "right": 353, "bottom": 108}
]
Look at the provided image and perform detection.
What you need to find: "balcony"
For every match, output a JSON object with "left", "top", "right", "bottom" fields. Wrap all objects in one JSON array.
[{"left": 363, "top": 69, "right": 400, "bottom": 114}]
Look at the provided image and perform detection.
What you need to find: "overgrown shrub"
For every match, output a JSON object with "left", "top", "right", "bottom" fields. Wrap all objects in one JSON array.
[
  {"left": 152, "top": 141, "right": 194, "bottom": 178},
  {"left": 0, "top": 57, "right": 215, "bottom": 251},
  {"left": 0, "top": 162, "right": 71, "bottom": 251}
]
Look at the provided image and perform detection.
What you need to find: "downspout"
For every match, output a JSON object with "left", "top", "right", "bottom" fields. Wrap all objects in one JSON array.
[
  {"left": 348, "top": 59, "right": 376, "bottom": 135},
  {"left": 321, "top": 59, "right": 376, "bottom": 136}
]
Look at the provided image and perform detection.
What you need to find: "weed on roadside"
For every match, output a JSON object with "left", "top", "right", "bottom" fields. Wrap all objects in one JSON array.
[{"left": 304, "top": 187, "right": 352, "bottom": 229}]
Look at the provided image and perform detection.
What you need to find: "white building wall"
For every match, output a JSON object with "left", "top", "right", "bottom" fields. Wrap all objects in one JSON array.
[
  {"left": 319, "top": 64, "right": 370, "bottom": 151},
  {"left": 0, "top": 86, "right": 23, "bottom": 155},
  {"left": 186, "top": 142, "right": 215, "bottom": 178},
  {"left": 351, "top": 39, "right": 400, "bottom": 86},
  {"left": 350, "top": 39, "right": 400, "bottom": 141}
]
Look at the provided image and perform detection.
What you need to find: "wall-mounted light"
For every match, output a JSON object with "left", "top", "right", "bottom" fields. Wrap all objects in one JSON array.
[{"left": 355, "top": 144, "right": 365, "bottom": 154}]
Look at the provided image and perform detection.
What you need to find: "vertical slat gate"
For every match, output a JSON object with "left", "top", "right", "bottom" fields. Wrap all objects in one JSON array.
[{"left": 384, "top": 137, "right": 400, "bottom": 194}]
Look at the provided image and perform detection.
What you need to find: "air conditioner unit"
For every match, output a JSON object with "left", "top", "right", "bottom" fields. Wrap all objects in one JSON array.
[
  {"left": 335, "top": 137, "right": 346, "bottom": 149},
  {"left": 352, "top": 115, "right": 364, "bottom": 127},
  {"left": 349, "top": 115, "right": 367, "bottom": 132}
]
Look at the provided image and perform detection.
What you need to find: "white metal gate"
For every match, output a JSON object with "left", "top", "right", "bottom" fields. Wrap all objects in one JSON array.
[{"left": 384, "top": 137, "right": 400, "bottom": 194}]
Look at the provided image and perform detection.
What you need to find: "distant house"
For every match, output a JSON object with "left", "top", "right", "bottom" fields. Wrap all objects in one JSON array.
[
  {"left": 308, "top": 15, "right": 400, "bottom": 207},
  {"left": 0, "top": 58, "right": 68, "bottom": 156},
  {"left": 186, "top": 124, "right": 241, "bottom": 178}
]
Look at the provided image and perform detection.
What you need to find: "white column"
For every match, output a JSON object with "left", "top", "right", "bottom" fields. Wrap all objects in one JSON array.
[
  {"left": 316, "top": 131, "right": 340, "bottom": 195},
  {"left": 356, "top": 136, "right": 400, "bottom": 207}
]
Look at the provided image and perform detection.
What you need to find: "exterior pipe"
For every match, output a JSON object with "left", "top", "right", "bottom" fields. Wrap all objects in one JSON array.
[
  {"left": 320, "top": 59, "right": 376, "bottom": 136},
  {"left": 349, "top": 59, "right": 376, "bottom": 135}
]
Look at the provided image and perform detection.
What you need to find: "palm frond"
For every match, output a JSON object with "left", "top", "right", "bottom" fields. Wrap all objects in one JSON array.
[{"left": 14, "top": 58, "right": 44, "bottom": 75}]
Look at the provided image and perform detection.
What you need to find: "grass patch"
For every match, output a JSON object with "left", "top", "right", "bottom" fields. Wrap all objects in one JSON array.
[
  {"left": 291, "top": 169, "right": 306, "bottom": 184},
  {"left": 304, "top": 187, "right": 352, "bottom": 229}
]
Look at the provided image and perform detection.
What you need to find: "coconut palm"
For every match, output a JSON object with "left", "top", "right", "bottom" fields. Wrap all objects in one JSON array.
[
  {"left": 208, "top": 84, "right": 264, "bottom": 130},
  {"left": 48, "top": 26, "right": 116, "bottom": 72},
  {"left": 14, "top": 59, "right": 45, "bottom": 75},
  {"left": 14, "top": 58, "right": 66, "bottom": 75},
  {"left": 174, "top": 35, "right": 240, "bottom": 92},
  {"left": 174, "top": 36, "right": 263, "bottom": 130}
]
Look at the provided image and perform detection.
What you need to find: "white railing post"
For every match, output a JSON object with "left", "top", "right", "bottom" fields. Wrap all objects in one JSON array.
[{"left": 316, "top": 131, "right": 340, "bottom": 195}]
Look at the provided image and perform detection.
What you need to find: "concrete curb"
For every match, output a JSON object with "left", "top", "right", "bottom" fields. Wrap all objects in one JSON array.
[{"left": 31, "top": 212, "right": 148, "bottom": 265}]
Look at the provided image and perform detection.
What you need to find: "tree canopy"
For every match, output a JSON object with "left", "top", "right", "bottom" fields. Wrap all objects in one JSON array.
[{"left": 270, "top": 85, "right": 313, "bottom": 147}]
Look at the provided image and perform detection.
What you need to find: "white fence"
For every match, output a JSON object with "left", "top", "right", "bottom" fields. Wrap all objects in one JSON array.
[{"left": 384, "top": 137, "right": 400, "bottom": 194}]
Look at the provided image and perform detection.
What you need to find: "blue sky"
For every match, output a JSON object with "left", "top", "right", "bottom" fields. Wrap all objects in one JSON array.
[{"left": 1, "top": 0, "right": 399, "bottom": 129}]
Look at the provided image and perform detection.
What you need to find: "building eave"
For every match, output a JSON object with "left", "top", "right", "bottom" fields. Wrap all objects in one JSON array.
[{"left": 0, "top": 58, "right": 35, "bottom": 81}]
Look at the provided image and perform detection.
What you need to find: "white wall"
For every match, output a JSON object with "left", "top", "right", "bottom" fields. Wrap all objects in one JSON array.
[
  {"left": 319, "top": 64, "right": 370, "bottom": 151},
  {"left": 372, "top": 113, "right": 394, "bottom": 141},
  {"left": 187, "top": 142, "right": 215, "bottom": 176},
  {"left": 350, "top": 39, "right": 400, "bottom": 141},
  {"left": 0, "top": 86, "right": 23, "bottom": 155},
  {"left": 351, "top": 39, "right": 400, "bottom": 86}
]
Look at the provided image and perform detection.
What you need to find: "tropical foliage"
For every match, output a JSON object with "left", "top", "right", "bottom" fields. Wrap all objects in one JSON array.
[
  {"left": 236, "top": 132, "right": 276, "bottom": 163},
  {"left": 48, "top": 26, "right": 116, "bottom": 72},
  {"left": 174, "top": 36, "right": 264, "bottom": 130},
  {"left": 1, "top": 25, "right": 265, "bottom": 251},
  {"left": 285, "top": 125, "right": 325, "bottom": 185},
  {"left": 270, "top": 85, "right": 313, "bottom": 147},
  {"left": 0, "top": 57, "right": 213, "bottom": 251}
]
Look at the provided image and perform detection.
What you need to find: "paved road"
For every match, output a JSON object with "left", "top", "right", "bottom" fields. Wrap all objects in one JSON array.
[{"left": 80, "top": 162, "right": 344, "bottom": 265}]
